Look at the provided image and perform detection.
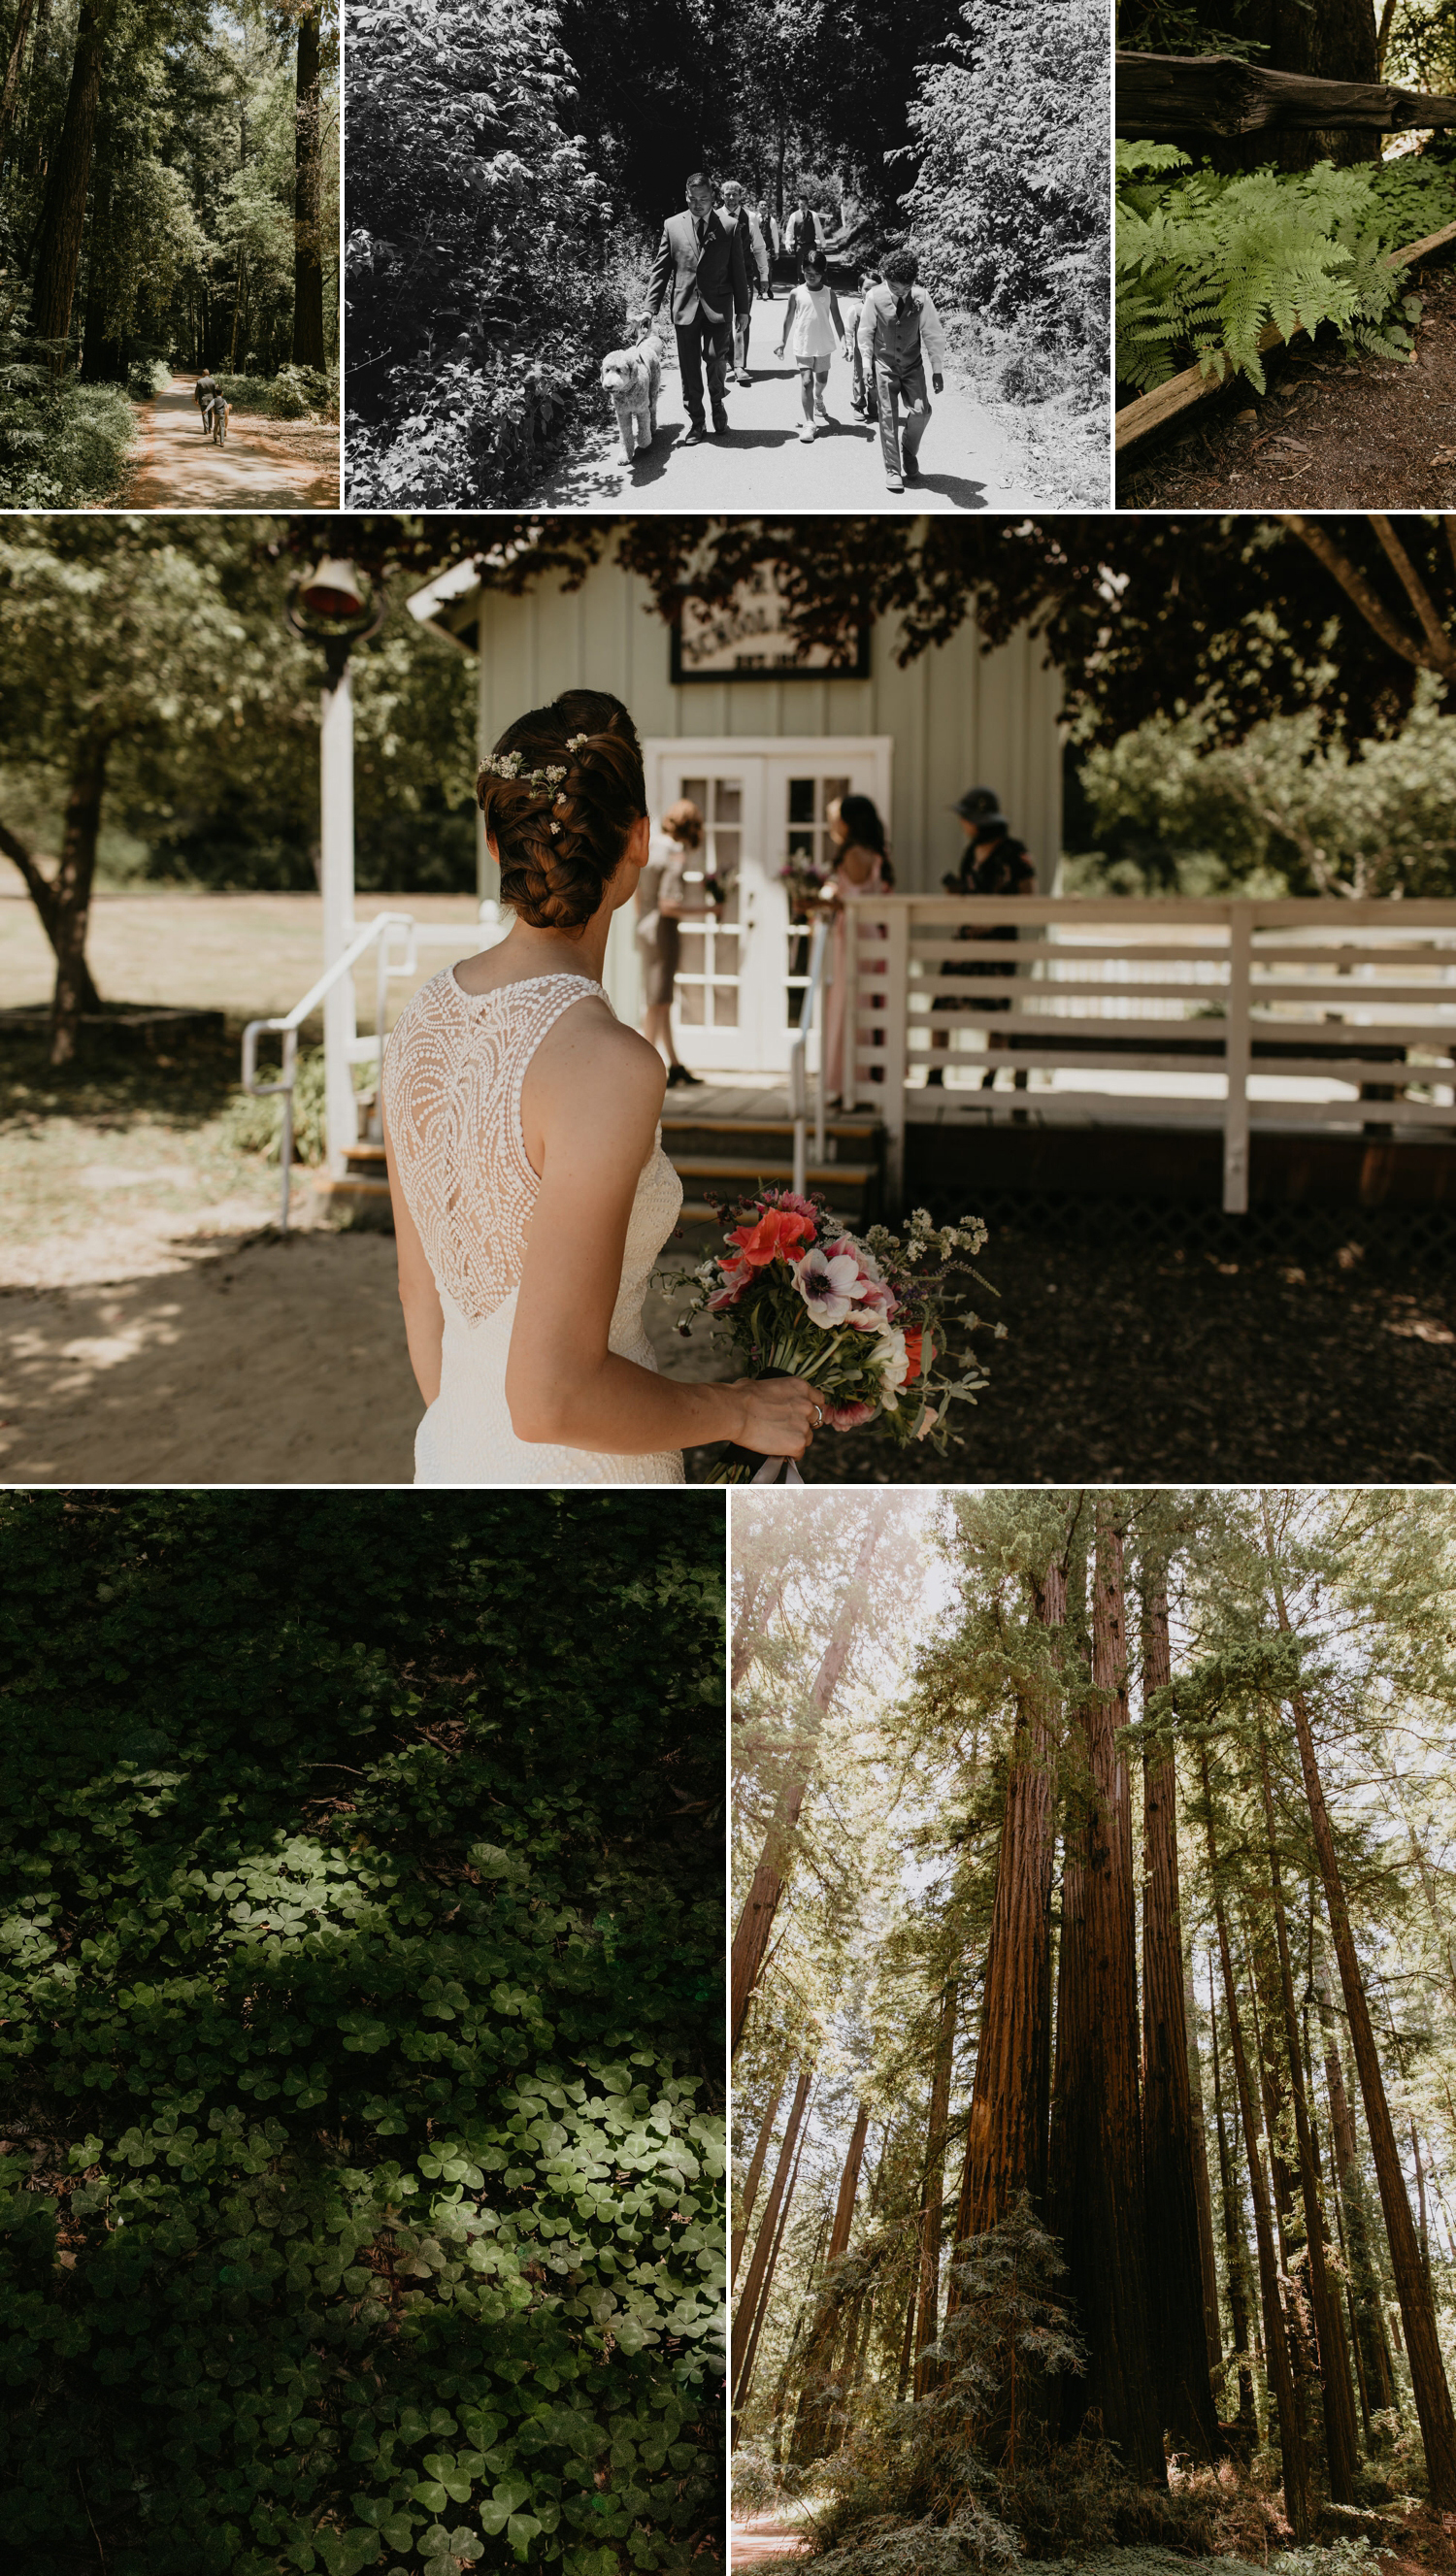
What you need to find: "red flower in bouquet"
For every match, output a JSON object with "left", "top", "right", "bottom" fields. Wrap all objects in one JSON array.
[
  {"left": 903, "top": 1328, "right": 927, "bottom": 1382},
  {"left": 727, "top": 1205, "right": 817, "bottom": 1268}
]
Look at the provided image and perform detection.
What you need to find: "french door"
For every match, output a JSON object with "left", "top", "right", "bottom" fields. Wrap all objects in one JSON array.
[{"left": 643, "top": 738, "right": 892, "bottom": 1072}]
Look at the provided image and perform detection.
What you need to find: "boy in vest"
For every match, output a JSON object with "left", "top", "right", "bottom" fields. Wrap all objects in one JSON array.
[{"left": 856, "top": 249, "right": 945, "bottom": 492}]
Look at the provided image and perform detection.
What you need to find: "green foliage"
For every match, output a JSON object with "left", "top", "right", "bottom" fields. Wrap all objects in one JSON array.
[
  {"left": 1074, "top": 674, "right": 1456, "bottom": 899},
  {"left": 903, "top": 0, "right": 1109, "bottom": 399},
  {"left": 128, "top": 357, "right": 176, "bottom": 398},
  {"left": 0, "top": 300, "right": 136, "bottom": 505},
  {"left": 1116, "top": 144, "right": 1456, "bottom": 393},
  {"left": 211, "top": 367, "right": 342, "bottom": 421},
  {"left": 346, "top": 0, "right": 624, "bottom": 507},
  {"left": 220, "top": 1047, "right": 375, "bottom": 1165},
  {"left": 0, "top": 1494, "right": 725, "bottom": 2576},
  {"left": 1276, "top": 2540, "right": 1394, "bottom": 2576}
]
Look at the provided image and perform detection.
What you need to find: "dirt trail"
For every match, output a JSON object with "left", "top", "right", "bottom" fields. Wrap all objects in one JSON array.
[
  {"left": 526, "top": 290, "right": 1039, "bottom": 512},
  {"left": 730, "top": 2520, "right": 811, "bottom": 2565},
  {"left": 121, "top": 370, "right": 339, "bottom": 510}
]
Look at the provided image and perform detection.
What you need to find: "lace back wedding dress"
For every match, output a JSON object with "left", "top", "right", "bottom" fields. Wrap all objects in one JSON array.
[{"left": 382, "top": 967, "right": 685, "bottom": 1485}]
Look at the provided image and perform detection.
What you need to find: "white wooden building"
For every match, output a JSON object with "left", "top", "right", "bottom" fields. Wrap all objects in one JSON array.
[{"left": 407, "top": 542, "right": 1064, "bottom": 1076}]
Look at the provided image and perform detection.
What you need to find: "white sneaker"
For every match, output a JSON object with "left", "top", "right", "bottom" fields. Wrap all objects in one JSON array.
[{"left": 798, "top": 420, "right": 814, "bottom": 442}]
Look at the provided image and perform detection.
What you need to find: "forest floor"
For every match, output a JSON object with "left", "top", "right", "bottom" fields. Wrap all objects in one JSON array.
[
  {"left": 730, "top": 2514, "right": 811, "bottom": 2563},
  {"left": 1117, "top": 257, "right": 1456, "bottom": 508},
  {"left": 119, "top": 370, "right": 339, "bottom": 509},
  {"left": 526, "top": 290, "right": 1047, "bottom": 512}
]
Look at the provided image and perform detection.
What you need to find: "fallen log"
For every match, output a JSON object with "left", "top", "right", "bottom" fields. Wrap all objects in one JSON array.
[
  {"left": 1115, "top": 214, "right": 1456, "bottom": 450},
  {"left": 1117, "top": 51, "right": 1456, "bottom": 137}
]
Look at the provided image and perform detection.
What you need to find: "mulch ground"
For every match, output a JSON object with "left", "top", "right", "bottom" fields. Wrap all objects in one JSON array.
[
  {"left": 687, "top": 1217, "right": 1456, "bottom": 1486},
  {"left": 1116, "top": 255, "right": 1456, "bottom": 509}
]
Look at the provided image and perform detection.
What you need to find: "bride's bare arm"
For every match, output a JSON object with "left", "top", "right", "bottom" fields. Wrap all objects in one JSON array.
[
  {"left": 383, "top": 1126, "right": 445, "bottom": 1404},
  {"left": 507, "top": 1007, "right": 817, "bottom": 1459}
]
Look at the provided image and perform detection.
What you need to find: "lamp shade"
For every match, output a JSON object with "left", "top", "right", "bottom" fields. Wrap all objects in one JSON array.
[{"left": 298, "top": 558, "right": 366, "bottom": 618}]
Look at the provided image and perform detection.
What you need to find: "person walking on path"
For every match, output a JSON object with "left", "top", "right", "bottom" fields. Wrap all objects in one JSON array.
[
  {"left": 857, "top": 250, "right": 946, "bottom": 491},
  {"left": 647, "top": 171, "right": 750, "bottom": 445},
  {"left": 637, "top": 797, "right": 719, "bottom": 1088},
  {"left": 784, "top": 194, "right": 827, "bottom": 266},
  {"left": 775, "top": 252, "right": 845, "bottom": 443},
  {"left": 721, "top": 180, "right": 770, "bottom": 384}
]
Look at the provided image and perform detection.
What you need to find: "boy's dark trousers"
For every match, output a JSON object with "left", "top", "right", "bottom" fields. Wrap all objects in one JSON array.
[{"left": 676, "top": 311, "right": 732, "bottom": 428}]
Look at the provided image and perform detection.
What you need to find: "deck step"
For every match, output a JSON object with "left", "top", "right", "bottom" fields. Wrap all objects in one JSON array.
[{"left": 667, "top": 1154, "right": 877, "bottom": 1186}]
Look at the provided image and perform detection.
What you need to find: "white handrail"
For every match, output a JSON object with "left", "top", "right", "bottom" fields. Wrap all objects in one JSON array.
[
  {"left": 789, "top": 916, "right": 831, "bottom": 1199},
  {"left": 241, "top": 910, "right": 417, "bottom": 1228}
]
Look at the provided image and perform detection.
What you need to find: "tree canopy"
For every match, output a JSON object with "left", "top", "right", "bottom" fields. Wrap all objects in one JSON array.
[{"left": 0, "top": 1491, "right": 725, "bottom": 2576}]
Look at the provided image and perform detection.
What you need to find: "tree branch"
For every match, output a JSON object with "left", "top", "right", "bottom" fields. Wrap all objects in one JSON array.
[
  {"left": 1370, "top": 516, "right": 1456, "bottom": 678},
  {"left": 0, "top": 813, "right": 60, "bottom": 943},
  {"left": 1279, "top": 515, "right": 1430, "bottom": 672}
]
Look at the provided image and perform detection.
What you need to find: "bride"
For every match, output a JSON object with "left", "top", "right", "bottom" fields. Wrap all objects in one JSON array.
[{"left": 381, "top": 688, "right": 821, "bottom": 1485}]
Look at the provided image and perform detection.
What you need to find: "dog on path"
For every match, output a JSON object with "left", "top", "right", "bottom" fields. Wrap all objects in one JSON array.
[{"left": 600, "top": 328, "right": 661, "bottom": 465}]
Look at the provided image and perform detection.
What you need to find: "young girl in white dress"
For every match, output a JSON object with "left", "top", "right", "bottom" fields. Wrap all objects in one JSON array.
[
  {"left": 381, "top": 689, "right": 822, "bottom": 1487},
  {"left": 774, "top": 251, "right": 845, "bottom": 443}
]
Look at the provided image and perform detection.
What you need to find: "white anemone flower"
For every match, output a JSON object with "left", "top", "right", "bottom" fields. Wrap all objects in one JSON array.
[{"left": 793, "top": 1245, "right": 867, "bottom": 1328}]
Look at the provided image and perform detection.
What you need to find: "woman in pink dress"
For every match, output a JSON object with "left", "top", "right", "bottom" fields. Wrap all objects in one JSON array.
[{"left": 819, "top": 794, "right": 892, "bottom": 1105}]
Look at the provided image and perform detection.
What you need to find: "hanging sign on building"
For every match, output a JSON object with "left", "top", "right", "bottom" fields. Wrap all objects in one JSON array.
[{"left": 670, "top": 562, "right": 871, "bottom": 683}]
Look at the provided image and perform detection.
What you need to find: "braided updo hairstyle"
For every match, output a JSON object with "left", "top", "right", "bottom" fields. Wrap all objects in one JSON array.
[{"left": 476, "top": 690, "right": 646, "bottom": 933}]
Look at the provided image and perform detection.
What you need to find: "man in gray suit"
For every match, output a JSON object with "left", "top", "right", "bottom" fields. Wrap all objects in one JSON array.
[{"left": 646, "top": 170, "right": 750, "bottom": 446}]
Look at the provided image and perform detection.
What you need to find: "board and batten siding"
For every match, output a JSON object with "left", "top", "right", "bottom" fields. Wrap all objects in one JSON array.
[{"left": 470, "top": 554, "right": 1065, "bottom": 895}]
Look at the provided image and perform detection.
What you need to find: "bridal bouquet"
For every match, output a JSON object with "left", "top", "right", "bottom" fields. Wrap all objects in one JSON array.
[{"left": 673, "top": 1187, "right": 1002, "bottom": 1482}]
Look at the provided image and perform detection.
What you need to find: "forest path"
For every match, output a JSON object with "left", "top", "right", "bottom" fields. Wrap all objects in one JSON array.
[
  {"left": 527, "top": 290, "right": 1036, "bottom": 512},
  {"left": 121, "top": 372, "right": 339, "bottom": 510},
  {"left": 729, "top": 2520, "right": 810, "bottom": 2563}
]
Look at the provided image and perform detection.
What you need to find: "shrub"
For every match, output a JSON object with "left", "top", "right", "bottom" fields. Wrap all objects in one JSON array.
[
  {"left": 0, "top": 1493, "right": 725, "bottom": 2576},
  {"left": 220, "top": 1047, "right": 376, "bottom": 1167},
  {"left": 0, "top": 305, "right": 136, "bottom": 506},
  {"left": 903, "top": 0, "right": 1109, "bottom": 400},
  {"left": 126, "top": 356, "right": 174, "bottom": 398},
  {"left": 346, "top": 0, "right": 623, "bottom": 504},
  {"left": 210, "top": 366, "right": 340, "bottom": 420}
]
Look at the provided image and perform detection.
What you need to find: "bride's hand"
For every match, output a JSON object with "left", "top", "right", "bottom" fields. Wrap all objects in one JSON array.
[{"left": 731, "top": 1376, "right": 823, "bottom": 1458}]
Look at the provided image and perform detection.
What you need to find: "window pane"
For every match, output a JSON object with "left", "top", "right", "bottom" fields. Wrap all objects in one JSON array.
[
  {"left": 710, "top": 980, "right": 740, "bottom": 1028},
  {"left": 678, "top": 980, "right": 705, "bottom": 1024},
  {"left": 823, "top": 776, "right": 850, "bottom": 815},
  {"left": 787, "top": 777, "right": 815, "bottom": 824},
  {"left": 714, "top": 781, "right": 742, "bottom": 825},
  {"left": 679, "top": 777, "right": 708, "bottom": 813},
  {"left": 712, "top": 828, "right": 741, "bottom": 880}
]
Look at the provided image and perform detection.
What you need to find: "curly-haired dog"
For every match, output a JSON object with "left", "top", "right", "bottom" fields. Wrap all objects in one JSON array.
[{"left": 600, "top": 335, "right": 661, "bottom": 464}]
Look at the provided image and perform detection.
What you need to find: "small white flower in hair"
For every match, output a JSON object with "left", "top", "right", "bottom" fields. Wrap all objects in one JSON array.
[{"left": 565, "top": 734, "right": 589, "bottom": 753}]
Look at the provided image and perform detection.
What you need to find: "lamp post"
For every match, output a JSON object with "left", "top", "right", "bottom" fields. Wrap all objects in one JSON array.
[{"left": 285, "top": 556, "right": 386, "bottom": 1179}]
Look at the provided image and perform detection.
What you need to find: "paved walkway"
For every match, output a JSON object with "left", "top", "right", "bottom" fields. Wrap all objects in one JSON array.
[
  {"left": 528, "top": 292, "right": 1036, "bottom": 512},
  {"left": 122, "top": 372, "right": 339, "bottom": 509}
]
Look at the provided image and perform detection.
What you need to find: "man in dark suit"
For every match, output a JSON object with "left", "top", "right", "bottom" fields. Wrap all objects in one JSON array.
[{"left": 646, "top": 170, "right": 750, "bottom": 446}]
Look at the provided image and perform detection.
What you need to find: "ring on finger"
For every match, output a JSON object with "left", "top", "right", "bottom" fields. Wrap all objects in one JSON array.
[{"left": 812, "top": 1404, "right": 824, "bottom": 1427}]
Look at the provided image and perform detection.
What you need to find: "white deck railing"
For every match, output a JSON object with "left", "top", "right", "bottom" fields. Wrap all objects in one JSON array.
[{"left": 839, "top": 897, "right": 1456, "bottom": 1212}]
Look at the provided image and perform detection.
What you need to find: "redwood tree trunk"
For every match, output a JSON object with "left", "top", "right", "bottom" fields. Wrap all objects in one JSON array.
[
  {"left": 1255, "top": 1719, "right": 1360, "bottom": 2500},
  {"left": 1266, "top": 1526, "right": 1456, "bottom": 2508},
  {"left": 1210, "top": 1955, "right": 1260, "bottom": 2443},
  {"left": 912, "top": 1979, "right": 958, "bottom": 2399},
  {"left": 733, "top": 2068, "right": 787, "bottom": 2289},
  {"left": 290, "top": 1, "right": 326, "bottom": 368},
  {"left": 1184, "top": 1947, "right": 1224, "bottom": 2386},
  {"left": 732, "top": 2064, "right": 811, "bottom": 2417},
  {"left": 29, "top": 0, "right": 103, "bottom": 356},
  {"left": 731, "top": 1503, "right": 884, "bottom": 2049},
  {"left": 953, "top": 1554, "right": 1063, "bottom": 2251},
  {"left": 1050, "top": 1503, "right": 1165, "bottom": 2483},
  {"left": 1140, "top": 1556, "right": 1219, "bottom": 2457},
  {"left": 1201, "top": 1739, "right": 1312, "bottom": 2538},
  {"left": 49, "top": 731, "right": 108, "bottom": 1066},
  {"left": 733, "top": 2107, "right": 810, "bottom": 2437},
  {"left": 791, "top": 2101, "right": 871, "bottom": 2463},
  {"left": 1316, "top": 1946, "right": 1398, "bottom": 2420},
  {"left": 0, "top": 0, "right": 36, "bottom": 173}
]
